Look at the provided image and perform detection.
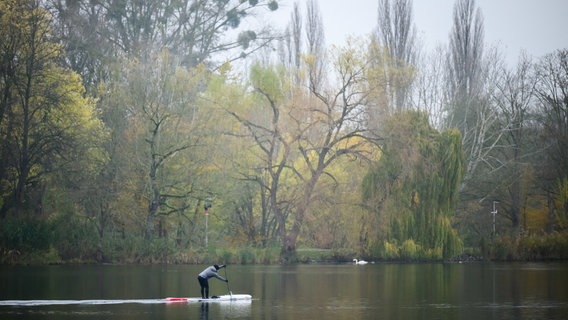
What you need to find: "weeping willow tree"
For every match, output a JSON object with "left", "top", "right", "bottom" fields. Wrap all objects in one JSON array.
[{"left": 362, "top": 110, "right": 464, "bottom": 259}]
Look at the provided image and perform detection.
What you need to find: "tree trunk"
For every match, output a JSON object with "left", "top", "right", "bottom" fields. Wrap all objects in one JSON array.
[
  {"left": 510, "top": 178, "right": 521, "bottom": 235},
  {"left": 280, "top": 234, "right": 299, "bottom": 263},
  {"left": 146, "top": 159, "right": 160, "bottom": 240},
  {"left": 278, "top": 174, "right": 319, "bottom": 263},
  {"left": 146, "top": 188, "right": 159, "bottom": 240},
  {"left": 546, "top": 191, "right": 554, "bottom": 234}
]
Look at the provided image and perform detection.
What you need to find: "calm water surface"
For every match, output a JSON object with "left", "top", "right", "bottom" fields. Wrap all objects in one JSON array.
[{"left": 0, "top": 262, "right": 567, "bottom": 319}]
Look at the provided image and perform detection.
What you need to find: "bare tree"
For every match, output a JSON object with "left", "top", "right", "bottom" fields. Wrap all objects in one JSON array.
[
  {"left": 446, "top": 0, "right": 484, "bottom": 122},
  {"left": 278, "top": 0, "right": 326, "bottom": 90},
  {"left": 446, "top": 0, "right": 490, "bottom": 191},
  {"left": 377, "top": 0, "right": 416, "bottom": 66},
  {"left": 534, "top": 49, "right": 568, "bottom": 233},
  {"left": 305, "top": 0, "right": 326, "bottom": 92},
  {"left": 414, "top": 45, "right": 447, "bottom": 129},
  {"left": 492, "top": 52, "right": 537, "bottom": 234},
  {"left": 374, "top": 0, "right": 417, "bottom": 113}
]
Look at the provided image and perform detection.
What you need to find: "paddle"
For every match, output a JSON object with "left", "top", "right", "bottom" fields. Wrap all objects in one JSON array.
[{"left": 224, "top": 265, "right": 232, "bottom": 298}]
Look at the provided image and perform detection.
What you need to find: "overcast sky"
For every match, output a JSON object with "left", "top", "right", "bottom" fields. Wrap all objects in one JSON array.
[{"left": 268, "top": 0, "right": 568, "bottom": 65}]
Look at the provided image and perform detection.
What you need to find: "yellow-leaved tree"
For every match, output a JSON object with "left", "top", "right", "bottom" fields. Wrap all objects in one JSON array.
[
  {"left": 0, "top": 0, "right": 107, "bottom": 218},
  {"left": 220, "top": 36, "right": 383, "bottom": 262}
]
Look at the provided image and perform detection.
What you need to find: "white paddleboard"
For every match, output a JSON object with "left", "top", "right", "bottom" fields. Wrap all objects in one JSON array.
[{"left": 165, "top": 294, "right": 252, "bottom": 303}]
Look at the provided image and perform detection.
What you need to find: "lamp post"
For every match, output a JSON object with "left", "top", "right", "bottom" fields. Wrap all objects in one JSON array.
[
  {"left": 204, "top": 197, "right": 212, "bottom": 247},
  {"left": 492, "top": 201, "right": 499, "bottom": 237}
]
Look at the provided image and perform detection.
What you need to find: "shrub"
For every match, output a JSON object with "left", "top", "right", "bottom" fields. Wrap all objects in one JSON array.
[
  {"left": 238, "top": 247, "right": 255, "bottom": 264},
  {"left": 489, "top": 233, "right": 568, "bottom": 261},
  {"left": 0, "top": 216, "right": 53, "bottom": 252},
  {"left": 217, "top": 248, "right": 234, "bottom": 263},
  {"left": 381, "top": 241, "right": 399, "bottom": 260},
  {"left": 51, "top": 215, "right": 99, "bottom": 261},
  {"left": 400, "top": 239, "right": 421, "bottom": 260}
]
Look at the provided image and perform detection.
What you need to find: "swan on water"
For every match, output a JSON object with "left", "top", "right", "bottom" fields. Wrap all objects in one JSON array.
[{"left": 353, "top": 259, "right": 368, "bottom": 265}]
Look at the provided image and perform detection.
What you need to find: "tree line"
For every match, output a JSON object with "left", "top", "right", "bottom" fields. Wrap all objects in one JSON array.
[{"left": 0, "top": 0, "right": 566, "bottom": 264}]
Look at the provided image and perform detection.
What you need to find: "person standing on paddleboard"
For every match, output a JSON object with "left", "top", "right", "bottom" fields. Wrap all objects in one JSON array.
[{"left": 197, "top": 264, "right": 228, "bottom": 299}]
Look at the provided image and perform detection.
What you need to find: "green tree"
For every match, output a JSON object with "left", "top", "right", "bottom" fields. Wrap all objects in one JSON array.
[
  {"left": 0, "top": 0, "right": 106, "bottom": 217},
  {"left": 363, "top": 111, "right": 464, "bottom": 259},
  {"left": 40, "top": 0, "right": 282, "bottom": 253}
]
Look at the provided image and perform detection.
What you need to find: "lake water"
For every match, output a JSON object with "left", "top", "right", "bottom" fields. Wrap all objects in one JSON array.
[{"left": 1, "top": 262, "right": 567, "bottom": 319}]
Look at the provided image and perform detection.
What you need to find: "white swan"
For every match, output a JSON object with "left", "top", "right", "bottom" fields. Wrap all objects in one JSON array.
[{"left": 353, "top": 258, "right": 368, "bottom": 265}]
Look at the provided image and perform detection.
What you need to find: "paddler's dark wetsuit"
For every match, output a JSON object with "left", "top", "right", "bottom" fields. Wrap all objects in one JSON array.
[{"left": 197, "top": 264, "right": 227, "bottom": 299}]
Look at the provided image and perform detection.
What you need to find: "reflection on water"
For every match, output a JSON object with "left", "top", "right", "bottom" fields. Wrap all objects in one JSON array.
[
  {"left": 0, "top": 299, "right": 165, "bottom": 306},
  {"left": 0, "top": 263, "right": 567, "bottom": 319},
  {"left": 199, "top": 300, "right": 252, "bottom": 320},
  {"left": 199, "top": 302, "right": 208, "bottom": 320}
]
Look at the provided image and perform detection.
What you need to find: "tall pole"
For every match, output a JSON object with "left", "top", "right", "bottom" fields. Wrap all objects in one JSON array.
[
  {"left": 204, "top": 197, "right": 211, "bottom": 247},
  {"left": 492, "top": 201, "right": 498, "bottom": 237}
]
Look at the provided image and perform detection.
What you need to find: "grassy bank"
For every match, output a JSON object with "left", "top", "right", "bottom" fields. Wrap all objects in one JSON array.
[{"left": 1, "top": 216, "right": 567, "bottom": 265}]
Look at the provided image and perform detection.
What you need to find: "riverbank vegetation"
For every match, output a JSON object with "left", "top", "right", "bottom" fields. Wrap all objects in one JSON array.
[{"left": 1, "top": 0, "right": 567, "bottom": 265}]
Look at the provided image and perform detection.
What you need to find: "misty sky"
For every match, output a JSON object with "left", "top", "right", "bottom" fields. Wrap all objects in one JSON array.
[{"left": 268, "top": 0, "right": 568, "bottom": 65}]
